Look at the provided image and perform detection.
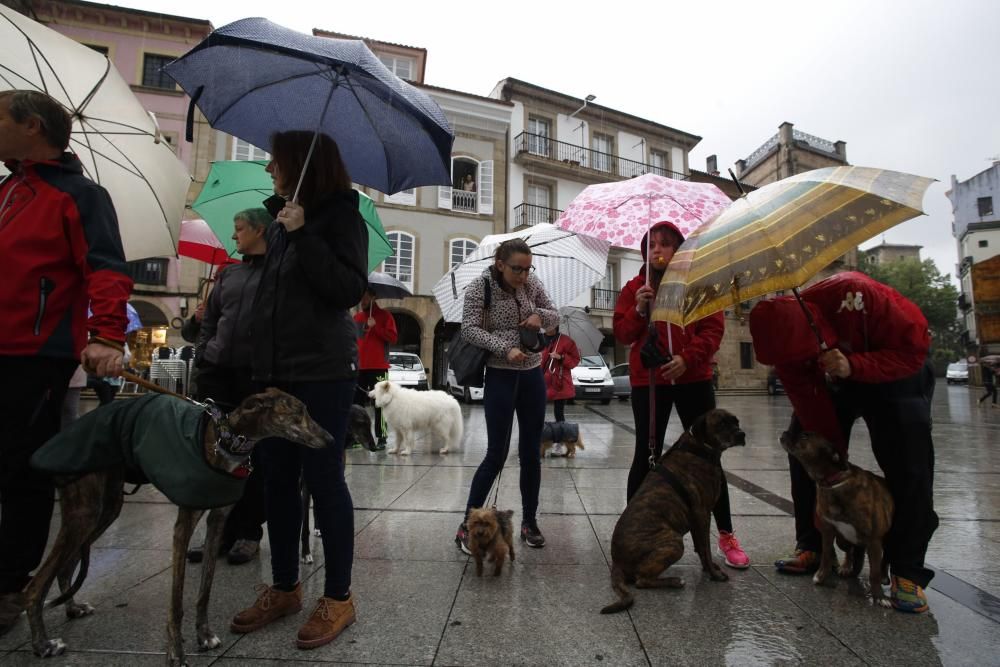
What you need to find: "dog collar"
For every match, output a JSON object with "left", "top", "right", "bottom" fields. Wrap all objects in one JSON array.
[
  {"left": 819, "top": 469, "right": 851, "bottom": 488},
  {"left": 668, "top": 440, "right": 721, "bottom": 465},
  {"left": 203, "top": 399, "right": 254, "bottom": 457}
]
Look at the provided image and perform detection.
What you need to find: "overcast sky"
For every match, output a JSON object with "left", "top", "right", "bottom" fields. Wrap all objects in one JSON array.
[{"left": 113, "top": 0, "right": 1000, "bottom": 283}]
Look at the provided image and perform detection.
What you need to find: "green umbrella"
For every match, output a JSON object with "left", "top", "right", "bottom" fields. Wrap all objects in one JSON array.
[{"left": 192, "top": 160, "right": 393, "bottom": 271}]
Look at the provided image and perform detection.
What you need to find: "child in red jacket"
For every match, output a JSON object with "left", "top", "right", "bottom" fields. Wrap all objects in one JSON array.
[{"left": 613, "top": 221, "right": 749, "bottom": 569}]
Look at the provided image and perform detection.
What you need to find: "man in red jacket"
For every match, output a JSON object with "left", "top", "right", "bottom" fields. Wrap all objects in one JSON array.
[
  {"left": 354, "top": 288, "right": 398, "bottom": 450},
  {"left": 750, "top": 272, "right": 938, "bottom": 613},
  {"left": 0, "top": 91, "right": 131, "bottom": 634}
]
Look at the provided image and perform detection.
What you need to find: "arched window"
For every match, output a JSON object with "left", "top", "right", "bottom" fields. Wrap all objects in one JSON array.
[
  {"left": 384, "top": 231, "right": 415, "bottom": 292},
  {"left": 449, "top": 238, "right": 478, "bottom": 270}
]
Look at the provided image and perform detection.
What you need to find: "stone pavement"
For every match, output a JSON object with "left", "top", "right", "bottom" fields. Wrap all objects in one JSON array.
[{"left": 2, "top": 384, "right": 999, "bottom": 665}]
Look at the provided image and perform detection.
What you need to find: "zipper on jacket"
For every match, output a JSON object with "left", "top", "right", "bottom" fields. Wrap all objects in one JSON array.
[{"left": 34, "top": 276, "right": 55, "bottom": 336}]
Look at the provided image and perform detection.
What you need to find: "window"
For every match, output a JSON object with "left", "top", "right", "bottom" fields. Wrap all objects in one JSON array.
[
  {"left": 527, "top": 117, "right": 551, "bottom": 156},
  {"left": 232, "top": 139, "right": 269, "bottom": 161},
  {"left": 85, "top": 44, "right": 109, "bottom": 56},
  {"left": 141, "top": 54, "right": 176, "bottom": 90},
  {"left": 595, "top": 263, "right": 614, "bottom": 291},
  {"left": 978, "top": 196, "right": 994, "bottom": 217},
  {"left": 378, "top": 55, "right": 414, "bottom": 81},
  {"left": 449, "top": 238, "right": 477, "bottom": 269},
  {"left": 124, "top": 258, "right": 168, "bottom": 286},
  {"left": 650, "top": 150, "right": 667, "bottom": 176},
  {"left": 384, "top": 188, "right": 416, "bottom": 206},
  {"left": 739, "top": 342, "right": 754, "bottom": 370},
  {"left": 980, "top": 239, "right": 989, "bottom": 248},
  {"left": 526, "top": 183, "right": 550, "bottom": 209},
  {"left": 592, "top": 132, "right": 614, "bottom": 172},
  {"left": 385, "top": 231, "right": 414, "bottom": 291}
]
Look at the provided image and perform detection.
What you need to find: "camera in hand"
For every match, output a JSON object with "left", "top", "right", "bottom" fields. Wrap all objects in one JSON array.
[
  {"left": 519, "top": 327, "right": 549, "bottom": 353},
  {"left": 639, "top": 327, "right": 672, "bottom": 369}
]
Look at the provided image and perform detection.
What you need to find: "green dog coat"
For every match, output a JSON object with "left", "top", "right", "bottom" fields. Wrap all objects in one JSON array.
[{"left": 32, "top": 394, "right": 246, "bottom": 509}]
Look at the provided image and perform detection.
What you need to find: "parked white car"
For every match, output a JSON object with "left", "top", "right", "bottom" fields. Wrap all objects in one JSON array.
[
  {"left": 446, "top": 366, "right": 484, "bottom": 403},
  {"left": 571, "top": 355, "right": 614, "bottom": 404},
  {"left": 946, "top": 361, "right": 969, "bottom": 385},
  {"left": 387, "top": 352, "right": 428, "bottom": 390}
]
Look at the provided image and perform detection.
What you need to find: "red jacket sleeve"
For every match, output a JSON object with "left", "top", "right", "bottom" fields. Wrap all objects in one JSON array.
[
  {"left": 613, "top": 277, "right": 646, "bottom": 345},
  {"left": 562, "top": 337, "right": 581, "bottom": 370},
  {"left": 775, "top": 360, "right": 848, "bottom": 454},
  {"left": 678, "top": 313, "right": 724, "bottom": 371}
]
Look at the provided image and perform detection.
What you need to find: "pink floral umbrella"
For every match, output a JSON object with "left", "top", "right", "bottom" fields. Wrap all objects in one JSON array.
[{"left": 557, "top": 174, "right": 733, "bottom": 250}]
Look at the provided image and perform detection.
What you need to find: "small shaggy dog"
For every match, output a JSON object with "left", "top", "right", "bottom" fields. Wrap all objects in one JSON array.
[
  {"left": 539, "top": 421, "right": 585, "bottom": 459},
  {"left": 368, "top": 380, "right": 463, "bottom": 455},
  {"left": 466, "top": 507, "right": 516, "bottom": 576}
]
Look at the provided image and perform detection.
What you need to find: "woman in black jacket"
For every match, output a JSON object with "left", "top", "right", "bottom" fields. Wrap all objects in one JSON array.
[{"left": 230, "top": 131, "right": 368, "bottom": 650}]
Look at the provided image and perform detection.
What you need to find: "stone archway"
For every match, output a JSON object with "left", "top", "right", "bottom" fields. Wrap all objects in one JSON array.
[
  {"left": 130, "top": 299, "right": 168, "bottom": 326},
  {"left": 390, "top": 311, "right": 422, "bottom": 355}
]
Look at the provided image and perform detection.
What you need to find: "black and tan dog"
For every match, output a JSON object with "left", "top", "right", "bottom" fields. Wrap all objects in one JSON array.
[
  {"left": 300, "top": 404, "right": 375, "bottom": 564},
  {"left": 780, "top": 430, "right": 894, "bottom": 607},
  {"left": 539, "top": 421, "right": 585, "bottom": 459},
  {"left": 601, "top": 409, "right": 746, "bottom": 614},
  {"left": 25, "top": 388, "right": 332, "bottom": 666}
]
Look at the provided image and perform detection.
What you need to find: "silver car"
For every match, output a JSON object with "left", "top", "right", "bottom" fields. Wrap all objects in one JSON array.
[{"left": 610, "top": 363, "right": 631, "bottom": 400}]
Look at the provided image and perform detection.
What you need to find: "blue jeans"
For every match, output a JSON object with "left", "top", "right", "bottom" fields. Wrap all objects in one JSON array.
[
  {"left": 465, "top": 366, "right": 546, "bottom": 525},
  {"left": 258, "top": 378, "right": 354, "bottom": 598}
]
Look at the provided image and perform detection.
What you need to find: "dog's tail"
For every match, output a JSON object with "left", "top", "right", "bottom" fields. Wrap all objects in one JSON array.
[
  {"left": 600, "top": 563, "right": 633, "bottom": 614},
  {"left": 46, "top": 546, "right": 90, "bottom": 609},
  {"left": 449, "top": 403, "right": 464, "bottom": 452},
  {"left": 576, "top": 434, "right": 585, "bottom": 450}
]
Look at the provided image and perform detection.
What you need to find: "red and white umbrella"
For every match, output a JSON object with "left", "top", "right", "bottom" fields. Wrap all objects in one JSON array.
[{"left": 178, "top": 219, "right": 237, "bottom": 266}]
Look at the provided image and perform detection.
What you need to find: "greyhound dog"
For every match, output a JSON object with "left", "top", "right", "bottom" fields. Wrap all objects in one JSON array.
[{"left": 24, "top": 388, "right": 332, "bottom": 666}]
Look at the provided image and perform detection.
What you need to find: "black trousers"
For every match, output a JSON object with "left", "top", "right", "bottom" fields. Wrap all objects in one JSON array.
[
  {"left": 0, "top": 356, "right": 77, "bottom": 594},
  {"left": 627, "top": 380, "right": 734, "bottom": 533},
  {"left": 553, "top": 398, "right": 567, "bottom": 422},
  {"left": 195, "top": 364, "right": 266, "bottom": 544},
  {"left": 979, "top": 382, "right": 997, "bottom": 405},
  {"left": 788, "top": 360, "right": 939, "bottom": 587},
  {"left": 354, "top": 369, "right": 387, "bottom": 441}
]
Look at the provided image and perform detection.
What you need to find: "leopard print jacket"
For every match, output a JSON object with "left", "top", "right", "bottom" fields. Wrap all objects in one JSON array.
[{"left": 461, "top": 268, "right": 559, "bottom": 370}]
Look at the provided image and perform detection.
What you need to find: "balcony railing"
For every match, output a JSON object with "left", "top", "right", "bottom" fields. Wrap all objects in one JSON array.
[
  {"left": 514, "top": 132, "right": 686, "bottom": 180},
  {"left": 592, "top": 287, "right": 620, "bottom": 311},
  {"left": 513, "top": 203, "right": 563, "bottom": 228},
  {"left": 452, "top": 189, "right": 477, "bottom": 213}
]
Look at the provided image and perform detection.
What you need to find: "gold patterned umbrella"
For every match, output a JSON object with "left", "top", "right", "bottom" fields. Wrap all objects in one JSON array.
[{"left": 651, "top": 166, "right": 935, "bottom": 326}]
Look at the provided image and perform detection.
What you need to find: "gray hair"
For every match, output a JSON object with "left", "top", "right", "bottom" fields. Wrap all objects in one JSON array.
[
  {"left": 0, "top": 90, "right": 72, "bottom": 151},
  {"left": 234, "top": 207, "right": 272, "bottom": 232}
]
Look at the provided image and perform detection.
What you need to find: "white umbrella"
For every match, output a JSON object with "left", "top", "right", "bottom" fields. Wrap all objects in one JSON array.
[
  {"left": 558, "top": 306, "right": 604, "bottom": 358},
  {"left": 432, "top": 223, "right": 609, "bottom": 323},
  {"left": 1, "top": 7, "right": 191, "bottom": 260}
]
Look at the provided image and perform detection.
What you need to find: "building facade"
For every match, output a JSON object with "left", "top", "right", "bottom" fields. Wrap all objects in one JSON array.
[
  {"left": 947, "top": 162, "right": 1000, "bottom": 357},
  {"left": 862, "top": 242, "right": 922, "bottom": 267}
]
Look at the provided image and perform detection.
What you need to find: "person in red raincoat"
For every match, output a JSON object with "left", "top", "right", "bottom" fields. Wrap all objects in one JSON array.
[
  {"left": 541, "top": 327, "right": 581, "bottom": 422},
  {"left": 354, "top": 288, "right": 398, "bottom": 450},
  {"left": 750, "top": 271, "right": 938, "bottom": 614},
  {"left": 613, "top": 220, "right": 749, "bottom": 570}
]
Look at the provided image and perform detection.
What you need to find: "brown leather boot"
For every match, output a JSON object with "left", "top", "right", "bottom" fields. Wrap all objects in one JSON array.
[
  {"left": 230, "top": 583, "right": 302, "bottom": 633},
  {"left": 296, "top": 595, "right": 356, "bottom": 649}
]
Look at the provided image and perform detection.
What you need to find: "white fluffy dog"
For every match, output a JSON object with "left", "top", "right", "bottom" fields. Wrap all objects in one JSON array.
[{"left": 368, "top": 380, "right": 463, "bottom": 455}]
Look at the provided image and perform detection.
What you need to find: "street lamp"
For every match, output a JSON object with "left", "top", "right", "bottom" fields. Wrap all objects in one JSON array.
[
  {"left": 568, "top": 95, "right": 595, "bottom": 165},
  {"left": 569, "top": 93, "right": 596, "bottom": 118}
]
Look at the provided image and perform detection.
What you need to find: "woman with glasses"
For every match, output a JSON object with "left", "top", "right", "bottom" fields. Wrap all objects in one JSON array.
[{"left": 454, "top": 239, "right": 559, "bottom": 552}]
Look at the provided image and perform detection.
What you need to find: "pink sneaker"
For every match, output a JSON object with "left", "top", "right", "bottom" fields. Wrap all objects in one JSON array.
[{"left": 718, "top": 531, "right": 750, "bottom": 569}]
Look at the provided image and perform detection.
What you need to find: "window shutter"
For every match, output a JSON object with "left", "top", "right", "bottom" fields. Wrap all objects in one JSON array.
[
  {"left": 438, "top": 185, "right": 452, "bottom": 210},
  {"left": 478, "top": 160, "right": 493, "bottom": 215}
]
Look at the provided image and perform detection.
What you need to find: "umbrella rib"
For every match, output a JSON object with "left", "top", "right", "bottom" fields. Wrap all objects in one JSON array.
[
  {"left": 338, "top": 74, "right": 394, "bottom": 190},
  {"left": 208, "top": 65, "right": 333, "bottom": 130}
]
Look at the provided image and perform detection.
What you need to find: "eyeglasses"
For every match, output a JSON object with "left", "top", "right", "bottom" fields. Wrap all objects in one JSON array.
[{"left": 504, "top": 263, "right": 535, "bottom": 275}]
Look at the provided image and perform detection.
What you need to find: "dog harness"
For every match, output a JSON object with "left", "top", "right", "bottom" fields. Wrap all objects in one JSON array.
[{"left": 31, "top": 394, "right": 248, "bottom": 509}]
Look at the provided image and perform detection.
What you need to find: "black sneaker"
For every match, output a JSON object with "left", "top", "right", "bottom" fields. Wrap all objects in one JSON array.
[
  {"left": 520, "top": 522, "right": 545, "bottom": 548},
  {"left": 455, "top": 522, "right": 471, "bottom": 555},
  {"left": 373, "top": 438, "right": 387, "bottom": 452}
]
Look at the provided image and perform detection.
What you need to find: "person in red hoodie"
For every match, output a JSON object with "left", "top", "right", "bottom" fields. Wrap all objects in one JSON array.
[
  {"left": 354, "top": 288, "right": 398, "bottom": 450},
  {"left": 613, "top": 220, "right": 749, "bottom": 570},
  {"left": 541, "top": 326, "right": 581, "bottom": 423},
  {"left": 0, "top": 91, "right": 131, "bottom": 634},
  {"left": 749, "top": 272, "right": 938, "bottom": 614}
]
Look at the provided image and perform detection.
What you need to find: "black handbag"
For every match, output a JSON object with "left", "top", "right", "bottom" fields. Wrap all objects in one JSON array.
[{"left": 449, "top": 277, "right": 491, "bottom": 388}]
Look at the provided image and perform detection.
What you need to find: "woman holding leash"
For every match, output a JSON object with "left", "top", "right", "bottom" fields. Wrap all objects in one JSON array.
[
  {"left": 613, "top": 220, "right": 750, "bottom": 570},
  {"left": 230, "top": 131, "right": 369, "bottom": 650},
  {"left": 455, "top": 239, "right": 559, "bottom": 553}
]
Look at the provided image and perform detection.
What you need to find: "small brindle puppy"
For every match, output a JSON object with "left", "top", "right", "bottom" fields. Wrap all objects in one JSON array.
[
  {"left": 602, "top": 409, "right": 746, "bottom": 614},
  {"left": 466, "top": 507, "right": 516, "bottom": 577},
  {"left": 25, "top": 388, "right": 331, "bottom": 666},
  {"left": 780, "top": 430, "right": 894, "bottom": 607}
]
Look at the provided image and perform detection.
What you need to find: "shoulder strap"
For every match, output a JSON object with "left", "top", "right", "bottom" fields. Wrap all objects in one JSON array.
[{"left": 482, "top": 276, "right": 491, "bottom": 308}]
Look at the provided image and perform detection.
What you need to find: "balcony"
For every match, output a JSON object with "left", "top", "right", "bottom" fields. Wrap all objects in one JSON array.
[
  {"left": 958, "top": 292, "right": 971, "bottom": 311},
  {"left": 452, "top": 189, "right": 477, "bottom": 213},
  {"left": 592, "top": 287, "right": 620, "bottom": 312},
  {"left": 513, "top": 203, "right": 563, "bottom": 228},
  {"left": 514, "top": 132, "right": 686, "bottom": 182}
]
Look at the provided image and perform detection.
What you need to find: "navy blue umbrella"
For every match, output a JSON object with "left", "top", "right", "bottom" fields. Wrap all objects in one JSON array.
[{"left": 164, "top": 17, "right": 453, "bottom": 195}]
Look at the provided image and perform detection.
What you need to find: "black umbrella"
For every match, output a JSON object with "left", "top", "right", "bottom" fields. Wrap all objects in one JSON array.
[{"left": 367, "top": 272, "right": 412, "bottom": 300}]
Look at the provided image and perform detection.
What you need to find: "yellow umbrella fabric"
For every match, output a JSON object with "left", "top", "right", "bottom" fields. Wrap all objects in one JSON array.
[{"left": 652, "top": 166, "right": 935, "bottom": 326}]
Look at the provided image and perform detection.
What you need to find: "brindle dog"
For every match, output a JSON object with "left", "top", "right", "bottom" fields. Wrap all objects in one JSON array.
[
  {"left": 602, "top": 409, "right": 746, "bottom": 614},
  {"left": 24, "top": 388, "right": 332, "bottom": 666},
  {"left": 780, "top": 430, "right": 894, "bottom": 607}
]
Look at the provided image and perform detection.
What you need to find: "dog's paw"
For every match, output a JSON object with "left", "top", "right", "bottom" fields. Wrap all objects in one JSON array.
[
  {"left": 837, "top": 564, "right": 855, "bottom": 578},
  {"left": 198, "top": 633, "right": 221, "bottom": 651},
  {"left": 400, "top": 448, "right": 411, "bottom": 456},
  {"left": 812, "top": 571, "right": 830, "bottom": 586},
  {"left": 710, "top": 568, "right": 729, "bottom": 582},
  {"left": 874, "top": 596, "right": 892, "bottom": 609},
  {"left": 35, "top": 638, "right": 66, "bottom": 658},
  {"left": 386, "top": 447, "right": 399, "bottom": 454},
  {"left": 439, "top": 447, "right": 449, "bottom": 454},
  {"left": 301, "top": 553, "right": 314, "bottom": 564},
  {"left": 313, "top": 528, "right": 322, "bottom": 537},
  {"left": 65, "top": 601, "right": 95, "bottom": 618}
]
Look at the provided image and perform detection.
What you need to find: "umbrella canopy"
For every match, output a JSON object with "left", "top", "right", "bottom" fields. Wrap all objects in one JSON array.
[
  {"left": 651, "top": 166, "right": 935, "bottom": 326},
  {"left": 980, "top": 355, "right": 1000, "bottom": 367},
  {"left": 1, "top": 7, "right": 190, "bottom": 261},
  {"left": 178, "top": 219, "right": 237, "bottom": 266},
  {"left": 432, "top": 223, "right": 610, "bottom": 323},
  {"left": 164, "top": 17, "right": 453, "bottom": 195},
  {"left": 558, "top": 306, "right": 604, "bottom": 357},
  {"left": 367, "top": 271, "right": 411, "bottom": 300},
  {"left": 557, "top": 174, "right": 733, "bottom": 250},
  {"left": 191, "top": 160, "right": 393, "bottom": 271}
]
